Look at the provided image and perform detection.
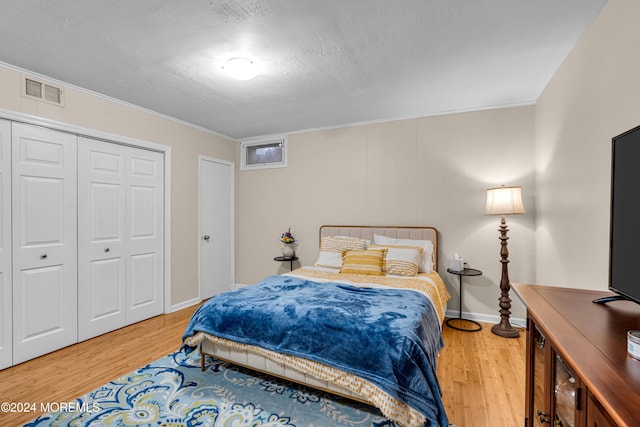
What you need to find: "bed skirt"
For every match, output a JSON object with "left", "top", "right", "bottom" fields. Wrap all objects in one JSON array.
[{"left": 189, "top": 332, "right": 428, "bottom": 427}]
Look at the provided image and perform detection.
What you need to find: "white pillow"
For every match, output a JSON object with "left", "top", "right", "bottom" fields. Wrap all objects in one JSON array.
[
  {"left": 373, "top": 234, "right": 434, "bottom": 273},
  {"left": 314, "top": 251, "right": 344, "bottom": 269}
]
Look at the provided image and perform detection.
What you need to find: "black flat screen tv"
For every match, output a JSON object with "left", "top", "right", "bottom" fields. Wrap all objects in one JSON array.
[{"left": 600, "top": 124, "right": 640, "bottom": 305}]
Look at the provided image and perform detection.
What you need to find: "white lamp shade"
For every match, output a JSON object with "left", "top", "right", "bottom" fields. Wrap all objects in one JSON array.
[{"left": 485, "top": 186, "right": 526, "bottom": 215}]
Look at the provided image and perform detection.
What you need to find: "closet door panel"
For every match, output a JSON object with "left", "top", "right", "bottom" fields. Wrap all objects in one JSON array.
[
  {"left": 12, "top": 123, "right": 77, "bottom": 364},
  {"left": 129, "top": 184, "right": 156, "bottom": 303},
  {"left": 0, "top": 120, "right": 11, "bottom": 370},
  {"left": 18, "top": 266, "right": 65, "bottom": 338},
  {"left": 130, "top": 252, "right": 156, "bottom": 307},
  {"left": 21, "top": 176, "right": 65, "bottom": 244},
  {"left": 78, "top": 139, "right": 126, "bottom": 340},
  {"left": 79, "top": 138, "right": 163, "bottom": 332},
  {"left": 127, "top": 149, "right": 163, "bottom": 323}
]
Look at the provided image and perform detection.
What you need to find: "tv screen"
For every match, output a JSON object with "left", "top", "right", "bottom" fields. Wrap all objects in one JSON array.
[{"left": 608, "top": 124, "right": 640, "bottom": 304}]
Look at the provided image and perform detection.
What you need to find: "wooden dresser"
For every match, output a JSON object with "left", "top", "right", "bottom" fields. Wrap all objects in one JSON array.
[{"left": 512, "top": 283, "right": 640, "bottom": 427}]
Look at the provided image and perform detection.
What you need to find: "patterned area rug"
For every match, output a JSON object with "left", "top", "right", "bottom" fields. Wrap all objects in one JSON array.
[{"left": 24, "top": 347, "right": 398, "bottom": 426}]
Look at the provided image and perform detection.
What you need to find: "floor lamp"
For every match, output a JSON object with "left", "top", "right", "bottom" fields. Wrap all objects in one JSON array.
[{"left": 485, "top": 185, "right": 525, "bottom": 338}]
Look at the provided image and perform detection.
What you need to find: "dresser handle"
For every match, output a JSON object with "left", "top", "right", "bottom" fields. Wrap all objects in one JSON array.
[
  {"left": 40, "top": 254, "right": 48, "bottom": 260},
  {"left": 537, "top": 410, "right": 550, "bottom": 424}
]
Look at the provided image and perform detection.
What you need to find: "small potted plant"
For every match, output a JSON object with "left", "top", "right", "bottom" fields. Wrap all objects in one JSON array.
[{"left": 280, "top": 227, "right": 296, "bottom": 257}]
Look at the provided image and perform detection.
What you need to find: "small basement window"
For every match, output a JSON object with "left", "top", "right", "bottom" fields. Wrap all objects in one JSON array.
[{"left": 241, "top": 136, "right": 287, "bottom": 170}]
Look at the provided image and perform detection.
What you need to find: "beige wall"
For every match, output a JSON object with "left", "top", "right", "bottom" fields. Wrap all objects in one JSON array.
[
  {"left": 0, "top": 64, "right": 237, "bottom": 308},
  {"left": 237, "top": 106, "right": 535, "bottom": 321},
  {"left": 535, "top": 0, "right": 640, "bottom": 290}
]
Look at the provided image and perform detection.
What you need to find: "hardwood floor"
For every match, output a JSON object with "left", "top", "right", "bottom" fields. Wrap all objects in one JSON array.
[
  {"left": 0, "top": 306, "right": 526, "bottom": 427},
  {"left": 438, "top": 321, "right": 527, "bottom": 427},
  {"left": 0, "top": 304, "right": 199, "bottom": 426}
]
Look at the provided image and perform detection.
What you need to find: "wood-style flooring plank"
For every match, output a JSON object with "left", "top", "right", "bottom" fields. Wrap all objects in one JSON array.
[
  {"left": 0, "top": 307, "right": 526, "bottom": 427},
  {"left": 438, "top": 321, "right": 527, "bottom": 427},
  {"left": 0, "top": 303, "right": 200, "bottom": 426}
]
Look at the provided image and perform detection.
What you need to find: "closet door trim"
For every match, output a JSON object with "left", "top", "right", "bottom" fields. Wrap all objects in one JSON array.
[
  {"left": 0, "top": 119, "right": 12, "bottom": 370},
  {"left": 0, "top": 108, "right": 172, "bottom": 314}
]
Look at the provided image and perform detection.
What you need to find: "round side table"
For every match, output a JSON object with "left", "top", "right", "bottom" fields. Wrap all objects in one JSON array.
[
  {"left": 274, "top": 256, "right": 298, "bottom": 271},
  {"left": 446, "top": 267, "right": 483, "bottom": 332}
]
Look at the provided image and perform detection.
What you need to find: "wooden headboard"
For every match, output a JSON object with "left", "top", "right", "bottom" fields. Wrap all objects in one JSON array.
[{"left": 319, "top": 225, "right": 439, "bottom": 271}]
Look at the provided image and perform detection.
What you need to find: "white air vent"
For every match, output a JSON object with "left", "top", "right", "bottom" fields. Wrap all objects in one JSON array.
[{"left": 22, "top": 77, "right": 64, "bottom": 106}]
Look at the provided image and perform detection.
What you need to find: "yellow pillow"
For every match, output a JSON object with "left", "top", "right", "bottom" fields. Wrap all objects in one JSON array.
[
  {"left": 369, "top": 244, "right": 422, "bottom": 276},
  {"left": 339, "top": 249, "right": 387, "bottom": 276}
]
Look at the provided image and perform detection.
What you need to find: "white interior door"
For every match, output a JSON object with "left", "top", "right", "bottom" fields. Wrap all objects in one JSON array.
[
  {"left": 78, "top": 138, "right": 164, "bottom": 335},
  {"left": 78, "top": 138, "right": 127, "bottom": 340},
  {"left": 200, "top": 157, "right": 234, "bottom": 299},
  {"left": 12, "top": 123, "right": 77, "bottom": 364},
  {"left": 0, "top": 120, "right": 12, "bottom": 370}
]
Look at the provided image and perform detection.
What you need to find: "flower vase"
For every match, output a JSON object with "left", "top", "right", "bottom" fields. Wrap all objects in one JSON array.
[{"left": 282, "top": 244, "right": 295, "bottom": 257}]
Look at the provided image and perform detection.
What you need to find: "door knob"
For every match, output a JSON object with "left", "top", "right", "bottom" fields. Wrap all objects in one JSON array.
[{"left": 203, "top": 235, "right": 210, "bottom": 241}]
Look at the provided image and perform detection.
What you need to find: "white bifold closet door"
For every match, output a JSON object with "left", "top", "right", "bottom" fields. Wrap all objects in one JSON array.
[
  {"left": 0, "top": 120, "right": 11, "bottom": 370},
  {"left": 78, "top": 137, "right": 164, "bottom": 341},
  {"left": 12, "top": 123, "right": 78, "bottom": 365}
]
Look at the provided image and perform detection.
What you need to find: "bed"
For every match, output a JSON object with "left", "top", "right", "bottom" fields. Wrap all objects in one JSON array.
[{"left": 182, "top": 225, "right": 451, "bottom": 427}]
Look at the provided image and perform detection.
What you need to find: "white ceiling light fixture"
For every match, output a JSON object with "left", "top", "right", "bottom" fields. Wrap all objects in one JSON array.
[{"left": 223, "top": 57, "right": 258, "bottom": 80}]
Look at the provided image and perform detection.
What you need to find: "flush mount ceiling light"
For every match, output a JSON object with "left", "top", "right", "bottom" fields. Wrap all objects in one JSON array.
[{"left": 223, "top": 57, "right": 258, "bottom": 80}]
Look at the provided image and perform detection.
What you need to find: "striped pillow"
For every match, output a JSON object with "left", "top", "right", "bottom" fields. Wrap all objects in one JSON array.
[
  {"left": 369, "top": 243, "right": 423, "bottom": 276},
  {"left": 320, "top": 236, "right": 367, "bottom": 252},
  {"left": 373, "top": 234, "right": 434, "bottom": 273},
  {"left": 339, "top": 248, "right": 387, "bottom": 276},
  {"left": 314, "top": 236, "right": 368, "bottom": 268}
]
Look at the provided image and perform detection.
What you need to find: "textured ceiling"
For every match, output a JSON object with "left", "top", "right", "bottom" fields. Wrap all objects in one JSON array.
[{"left": 0, "top": 0, "right": 607, "bottom": 140}]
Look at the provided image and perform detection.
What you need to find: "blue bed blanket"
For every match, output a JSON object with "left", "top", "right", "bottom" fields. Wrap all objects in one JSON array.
[{"left": 182, "top": 275, "right": 448, "bottom": 427}]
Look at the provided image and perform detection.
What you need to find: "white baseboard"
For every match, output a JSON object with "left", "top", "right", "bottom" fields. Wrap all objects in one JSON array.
[
  {"left": 171, "top": 297, "right": 202, "bottom": 313},
  {"left": 170, "top": 284, "right": 248, "bottom": 312},
  {"left": 445, "top": 309, "right": 526, "bottom": 329}
]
